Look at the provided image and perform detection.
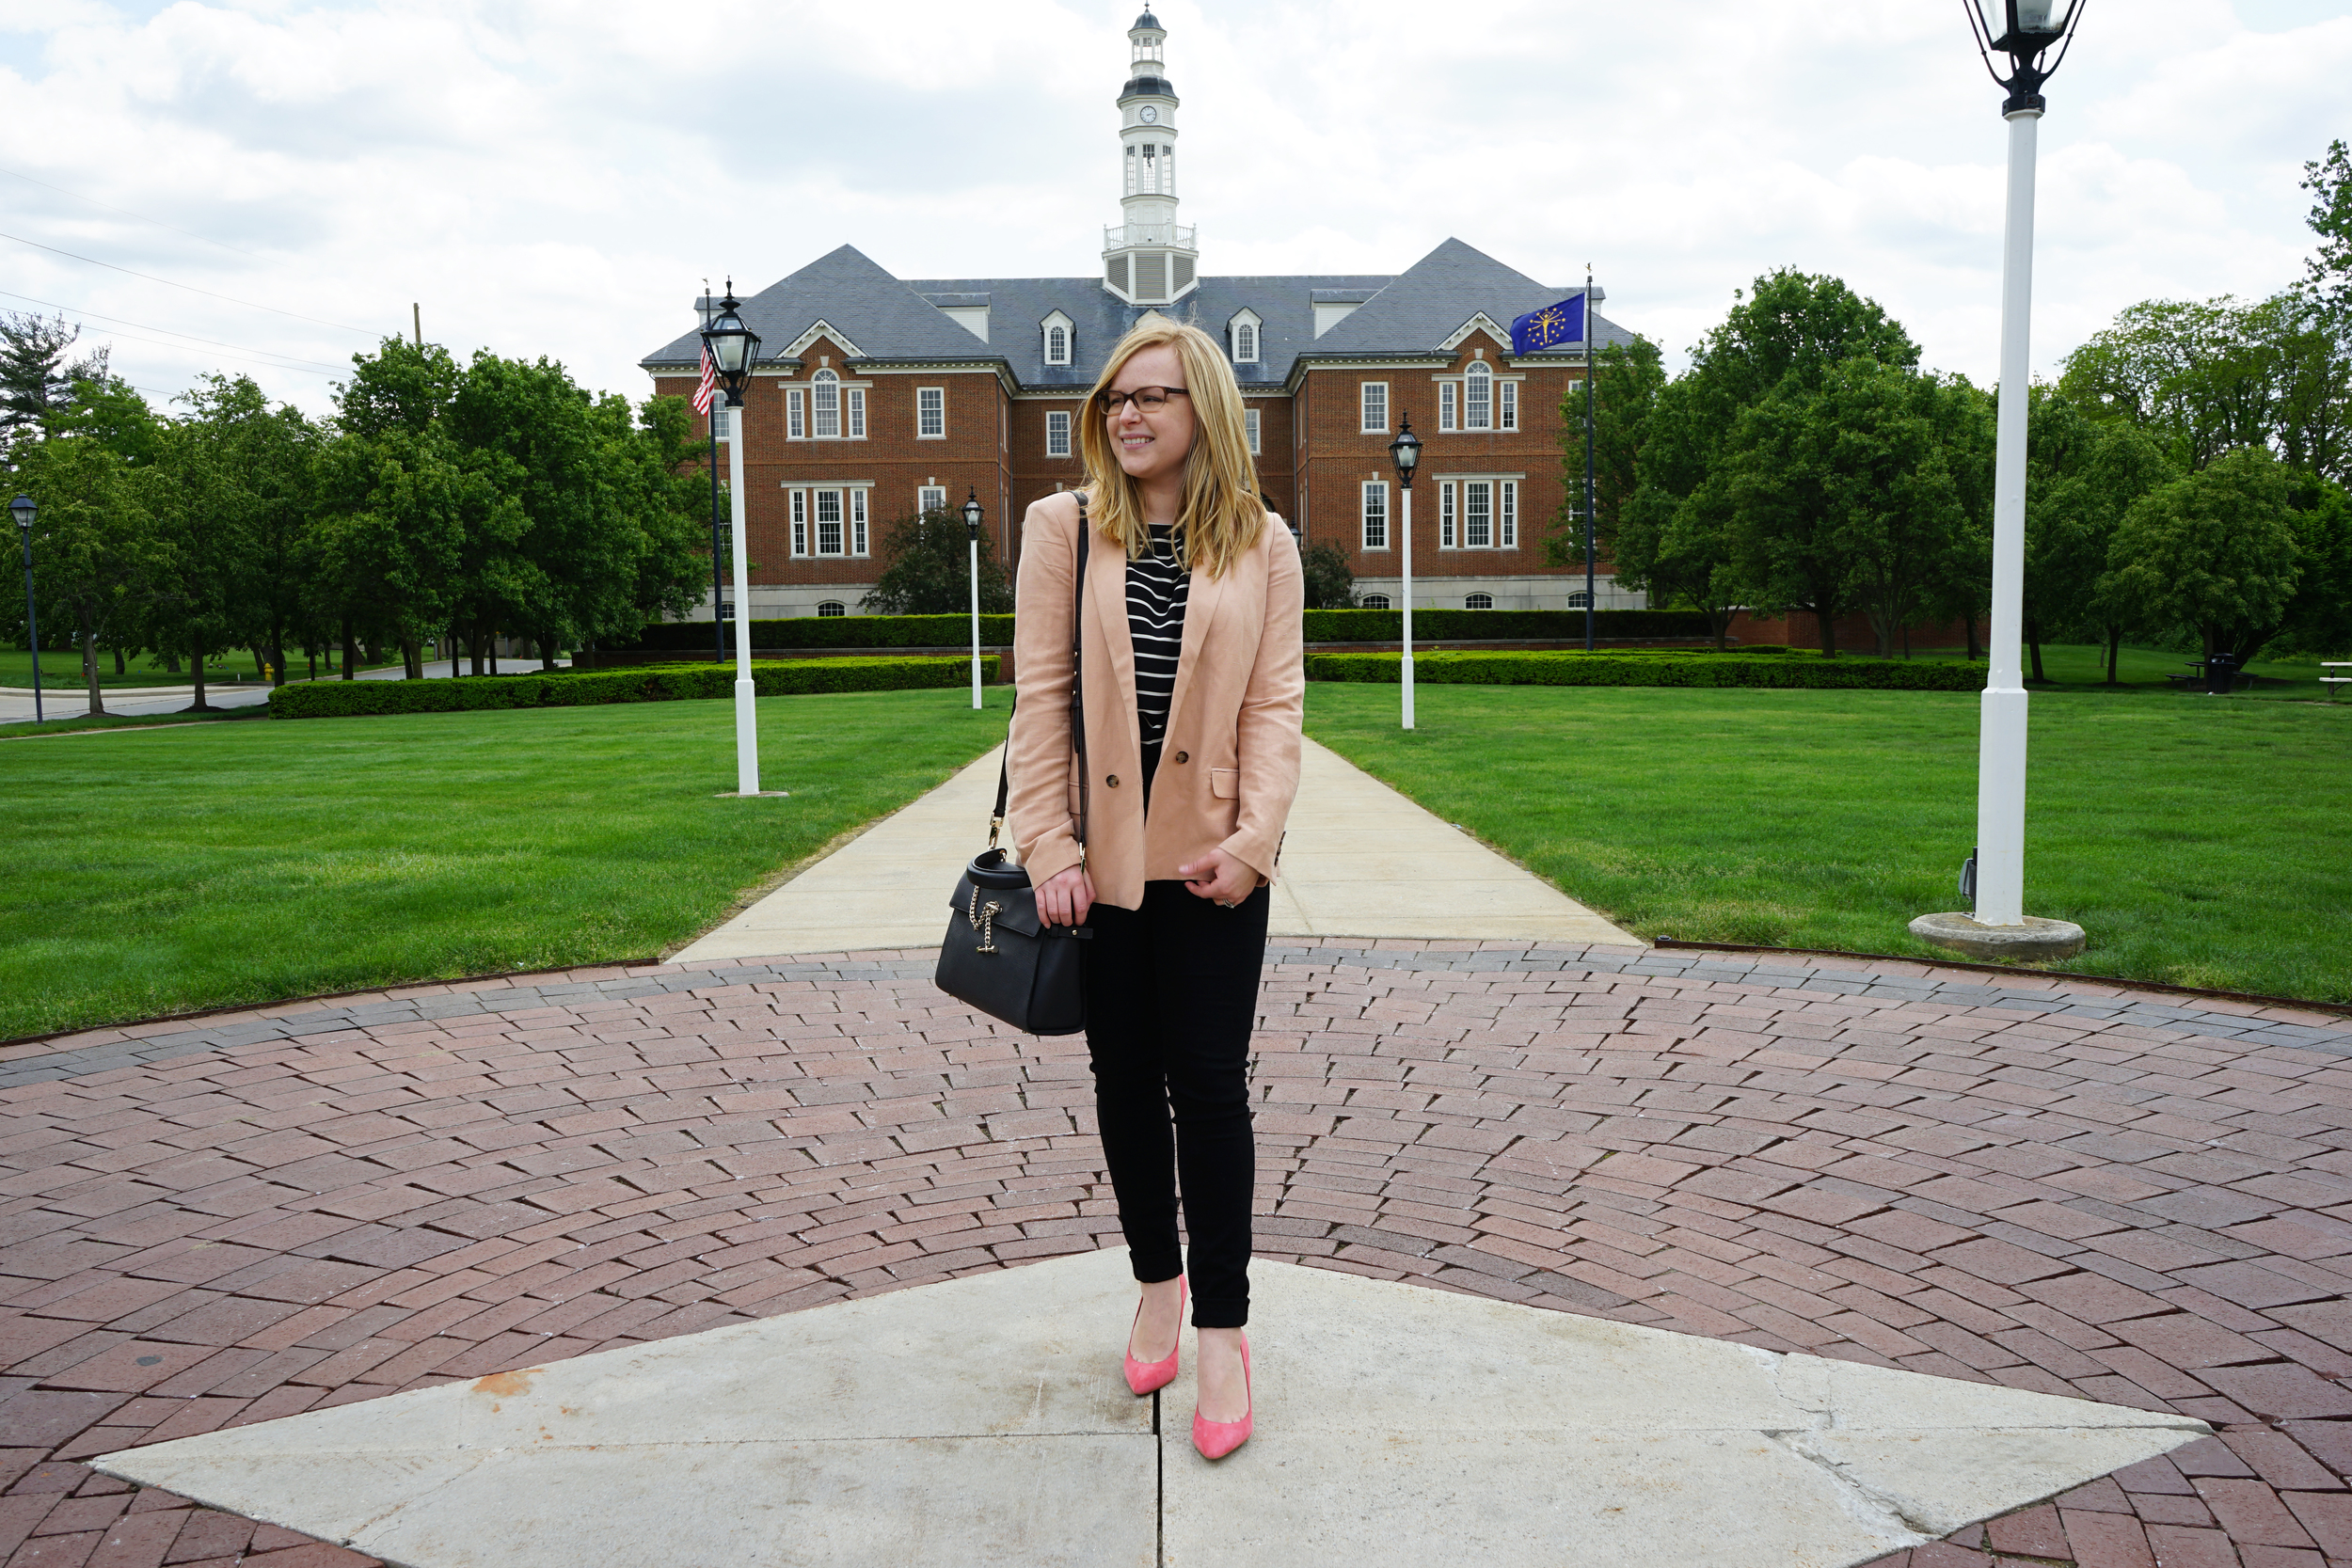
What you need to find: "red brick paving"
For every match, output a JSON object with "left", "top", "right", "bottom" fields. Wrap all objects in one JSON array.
[{"left": 5, "top": 942, "right": 2352, "bottom": 1567}]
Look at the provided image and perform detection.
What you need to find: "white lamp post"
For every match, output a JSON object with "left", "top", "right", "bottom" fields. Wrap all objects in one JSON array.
[
  {"left": 1388, "top": 417, "right": 1422, "bottom": 731},
  {"left": 1913, "top": 0, "right": 2089, "bottom": 963},
  {"left": 701, "top": 286, "right": 766, "bottom": 797},
  {"left": 961, "top": 489, "right": 984, "bottom": 711}
]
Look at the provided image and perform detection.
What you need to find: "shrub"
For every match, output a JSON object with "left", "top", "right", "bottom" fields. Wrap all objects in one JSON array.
[
  {"left": 268, "top": 657, "right": 996, "bottom": 719},
  {"left": 1298, "top": 608, "right": 1718, "bottom": 641},
  {"left": 1303, "top": 651, "right": 1985, "bottom": 691},
  {"left": 614, "top": 615, "right": 1016, "bottom": 652}
]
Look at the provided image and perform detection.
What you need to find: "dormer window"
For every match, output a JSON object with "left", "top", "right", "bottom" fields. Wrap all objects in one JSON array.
[
  {"left": 1228, "top": 309, "right": 1263, "bottom": 366},
  {"left": 1042, "top": 312, "right": 1074, "bottom": 367}
]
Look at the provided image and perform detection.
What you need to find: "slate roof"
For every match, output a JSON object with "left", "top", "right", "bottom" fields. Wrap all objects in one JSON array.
[{"left": 639, "top": 238, "right": 1634, "bottom": 391}]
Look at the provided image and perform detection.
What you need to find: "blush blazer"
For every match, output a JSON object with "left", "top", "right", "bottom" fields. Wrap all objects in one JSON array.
[{"left": 1006, "top": 490, "right": 1304, "bottom": 912}]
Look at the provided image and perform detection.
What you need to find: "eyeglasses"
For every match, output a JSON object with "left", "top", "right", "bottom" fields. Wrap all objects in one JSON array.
[{"left": 1095, "top": 387, "right": 1189, "bottom": 416}]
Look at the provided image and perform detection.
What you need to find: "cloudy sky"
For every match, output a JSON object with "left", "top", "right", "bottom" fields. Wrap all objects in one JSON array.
[{"left": 0, "top": 0, "right": 2344, "bottom": 417}]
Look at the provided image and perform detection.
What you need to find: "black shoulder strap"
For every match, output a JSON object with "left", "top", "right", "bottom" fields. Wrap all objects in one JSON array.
[{"left": 992, "top": 496, "right": 1089, "bottom": 860}]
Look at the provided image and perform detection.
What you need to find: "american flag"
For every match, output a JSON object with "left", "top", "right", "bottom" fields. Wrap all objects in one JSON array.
[{"left": 692, "top": 345, "right": 717, "bottom": 417}]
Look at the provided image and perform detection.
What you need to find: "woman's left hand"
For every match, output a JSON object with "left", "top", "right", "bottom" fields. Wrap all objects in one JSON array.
[{"left": 1176, "top": 847, "right": 1257, "bottom": 907}]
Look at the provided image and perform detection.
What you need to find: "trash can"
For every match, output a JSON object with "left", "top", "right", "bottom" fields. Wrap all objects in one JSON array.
[{"left": 2204, "top": 653, "right": 2240, "bottom": 694}]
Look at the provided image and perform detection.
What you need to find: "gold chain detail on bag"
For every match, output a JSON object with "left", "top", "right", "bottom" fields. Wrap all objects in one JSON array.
[{"left": 966, "top": 886, "right": 1003, "bottom": 955}]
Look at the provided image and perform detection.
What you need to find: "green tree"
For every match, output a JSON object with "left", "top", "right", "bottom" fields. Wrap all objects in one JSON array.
[
  {"left": 1921, "top": 377, "right": 1997, "bottom": 659},
  {"left": 0, "top": 312, "right": 107, "bottom": 441},
  {"left": 2302, "top": 138, "right": 2351, "bottom": 315},
  {"left": 9, "top": 432, "right": 167, "bottom": 714},
  {"left": 1299, "top": 542, "right": 1358, "bottom": 610},
  {"left": 2272, "top": 475, "right": 2352, "bottom": 658},
  {"left": 2103, "top": 446, "right": 2300, "bottom": 664},
  {"left": 1548, "top": 336, "right": 1664, "bottom": 574},
  {"left": 860, "top": 509, "right": 1014, "bottom": 615},
  {"left": 173, "top": 376, "right": 324, "bottom": 687}
]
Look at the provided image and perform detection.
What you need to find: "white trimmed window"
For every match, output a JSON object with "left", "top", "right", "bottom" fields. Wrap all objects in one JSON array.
[
  {"left": 1500, "top": 380, "right": 1518, "bottom": 432},
  {"left": 789, "top": 489, "right": 808, "bottom": 556},
  {"left": 812, "top": 371, "right": 840, "bottom": 438},
  {"left": 1439, "top": 381, "right": 1457, "bottom": 432},
  {"left": 1361, "top": 481, "right": 1389, "bottom": 550},
  {"left": 1047, "top": 410, "right": 1073, "bottom": 457},
  {"left": 916, "top": 387, "right": 945, "bottom": 439},
  {"left": 1465, "top": 363, "right": 1492, "bottom": 431},
  {"left": 1245, "top": 407, "right": 1261, "bottom": 456},
  {"left": 711, "top": 405, "right": 734, "bottom": 442},
  {"left": 1500, "top": 480, "right": 1518, "bottom": 546},
  {"left": 818, "top": 600, "right": 847, "bottom": 617},
  {"left": 1045, "top": 324, "right": 1070, "bottom": 364},
  {"left": 1235, "top": 323, "right": 1257, "bottom": 362},
  {"left": 919, "top": 484, "right": 947, "bottom": 515},
  {"left": 1566, "top": 590, "right": 1592, "bottom": 609},
  {"left": 1361, "top": 594, "right": 1391, "bottom": 610},
  {"left": 786, "top": 388, "right": 806, "bottom": 439},
  {"left": 1438, "top": 481, "right": 1456, "bottom": 547},
  {"left": 1360, "top": 381, "right": 1388, "bottom": 433},
  {"left": 846, "top": 388, "right": 866, "bottom": 439},
  {"left": 1464, "top": 480, "right": 1492, "bottom": 547},
  {"left": 1466, "top": 593, "right": 1494, "bottom": 610},
  {"left": 816, "top": 487, "right": 843, "bottom": 554}
]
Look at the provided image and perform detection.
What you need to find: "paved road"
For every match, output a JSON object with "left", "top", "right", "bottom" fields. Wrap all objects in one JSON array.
[
  {"left": 1, "top": 660, "right": 569, "bottom": 725},
  {"left": 3, "top": 944, "right": 2348, "bottom": 1567}
]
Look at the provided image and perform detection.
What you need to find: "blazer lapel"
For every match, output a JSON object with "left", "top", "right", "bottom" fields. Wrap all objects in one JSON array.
[
  {"left": 1162, "top": 554, "right": 1228, "bottom": 746},
  {"left": 1088, "top": 528, "right": 1140, "bottom": 765}
]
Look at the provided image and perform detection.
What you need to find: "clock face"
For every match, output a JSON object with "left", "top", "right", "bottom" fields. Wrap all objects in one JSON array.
[{"left": 1138, "top": 106, "right": 1158, "bottom": 123}]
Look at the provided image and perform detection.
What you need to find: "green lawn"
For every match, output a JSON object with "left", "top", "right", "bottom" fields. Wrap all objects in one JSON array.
[
  {"left": 0, "top": 647, "right": 396, "bottom": 689},
  {"left": 1305, "top": 682, "right": 2351, "bottom": 1003},
  {"left": 0, "top": 689, "right": 1010, "bottom": 1040},
  {"left": 1907, "top": 641, "right": 2340, "bottom": 700}
]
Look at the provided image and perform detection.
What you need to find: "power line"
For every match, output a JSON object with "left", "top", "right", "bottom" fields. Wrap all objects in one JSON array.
[
  {"left": 0, "top": 166, "right": 263, "bottom": 260},
  {"left": 87, "top": 324, "right": 337, "bottom": 378},
  {"left": 0, "top": 229, "right": 372, "bottom": 335},
  {"left": 0, "top": 287, "right": 348, "bottom": 372}
]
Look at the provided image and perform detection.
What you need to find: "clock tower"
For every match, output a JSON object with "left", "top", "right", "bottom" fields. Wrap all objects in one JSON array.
[{"left": 1102, "top": 9, "right": 1198, "bottom": 307}]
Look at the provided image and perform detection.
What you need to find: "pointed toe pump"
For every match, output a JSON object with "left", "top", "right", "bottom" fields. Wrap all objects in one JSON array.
[
  {"left": 1190, "top": 1333, "right": 1252, "bottom": 1460},
  {"left": 1123, "top": 1275, "right": 1186, "bottom": 1397}
]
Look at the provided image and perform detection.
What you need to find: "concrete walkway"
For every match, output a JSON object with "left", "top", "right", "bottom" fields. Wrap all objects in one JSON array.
[
  {"left": 97, "top": 1249, "right": 2201, "bottom": 1568},
  {"left": 674, "top": 736, "right": 1634, "bottom": 961}
]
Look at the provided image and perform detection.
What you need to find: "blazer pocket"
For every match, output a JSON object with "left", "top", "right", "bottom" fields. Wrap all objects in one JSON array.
[{"left": 1210, "top": 768, "right": 1239, "bottom": 800}]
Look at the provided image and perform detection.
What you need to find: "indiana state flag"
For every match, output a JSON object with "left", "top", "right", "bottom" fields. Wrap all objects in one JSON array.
[{"left": 1510, "top": 293, "right": 1586, "bottom": 356}]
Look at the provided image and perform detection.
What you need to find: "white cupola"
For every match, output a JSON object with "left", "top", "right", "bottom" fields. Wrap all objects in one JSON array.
[{"left": 1103, "top": 8, "right": 1197, "bottom": 307}]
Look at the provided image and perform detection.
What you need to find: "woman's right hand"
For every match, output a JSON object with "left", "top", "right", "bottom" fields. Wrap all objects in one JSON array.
[{"left": 1036, "top": 865, "right": 1096, "bottom": 928}]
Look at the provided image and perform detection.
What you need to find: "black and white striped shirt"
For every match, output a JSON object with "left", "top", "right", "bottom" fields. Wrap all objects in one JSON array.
[{"left": 1127, "top": 521, "right": 1190, "bottom": 795}]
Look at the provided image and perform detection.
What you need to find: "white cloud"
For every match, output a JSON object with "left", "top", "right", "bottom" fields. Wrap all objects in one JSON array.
[{"left": 0, "top": 0, "right": 2340, "bottom": 415}]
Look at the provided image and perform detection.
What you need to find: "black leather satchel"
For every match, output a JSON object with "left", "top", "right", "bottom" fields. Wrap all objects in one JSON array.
[{"left": 932, "top": 505, "right": 1092, "bottom": 1037}]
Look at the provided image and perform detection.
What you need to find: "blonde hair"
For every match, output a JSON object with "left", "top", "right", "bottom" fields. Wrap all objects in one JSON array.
[{"left": 1077, "top": 317, "right": 1266, "bottom": 578}]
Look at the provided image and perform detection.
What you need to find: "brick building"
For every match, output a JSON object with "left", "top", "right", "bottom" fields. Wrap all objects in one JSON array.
[{"left": 638, "top": 8, "right": 1640, "bottom": 620}]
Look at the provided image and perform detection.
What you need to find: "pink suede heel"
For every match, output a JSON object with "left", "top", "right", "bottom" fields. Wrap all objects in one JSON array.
[
  {"left": 1123, "top": 1275, "right": 1186, "bottom": 1396},
  {"left": 1191, "top": 1332, "right": 1251, "bottom": 1459}
]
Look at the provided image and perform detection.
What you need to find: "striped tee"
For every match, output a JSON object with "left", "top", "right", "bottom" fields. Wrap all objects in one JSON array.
[{"left": 1127, "top": 520, "right": 1190, "bottom": 796}]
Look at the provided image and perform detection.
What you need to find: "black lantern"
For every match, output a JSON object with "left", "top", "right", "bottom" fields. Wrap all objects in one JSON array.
[
  {"left": 962, "top": 488, "right": 983, "bottom": 541},
  {"left": 1965, "top": 0, "right": 2086, "bottom": 114},
  {"left": 1387, "top": 417, "right": 1422, "bottom": 490},
  {"left": 700, "top": 282, "right": 762, "bottom": 406},
  {"left": 9, "top": 494, "right": 31, "bottom": 534}
]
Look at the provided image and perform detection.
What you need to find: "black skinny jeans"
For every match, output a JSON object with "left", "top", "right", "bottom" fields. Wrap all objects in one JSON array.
[{"left": 1085, "top": 878, "right": 1267, "bottom": 1329}]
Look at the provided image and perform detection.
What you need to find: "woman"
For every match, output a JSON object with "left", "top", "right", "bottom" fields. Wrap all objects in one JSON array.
[{"left": 1006, "top": 317, "right": 1303, "bottom": 1461}]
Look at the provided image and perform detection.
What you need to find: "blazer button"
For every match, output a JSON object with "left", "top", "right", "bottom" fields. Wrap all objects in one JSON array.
[
  {"left": 1106, "top": 774, "right": 1120, "bottom": 787},
  {"left": 1173, "top": 752, "right": 1189, "bottom": 765}
]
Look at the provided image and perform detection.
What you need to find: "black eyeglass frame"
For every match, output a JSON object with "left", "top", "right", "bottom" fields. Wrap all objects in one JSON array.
[{"left": 1095, "top": 387, "right": 1190, "bottom": 416}]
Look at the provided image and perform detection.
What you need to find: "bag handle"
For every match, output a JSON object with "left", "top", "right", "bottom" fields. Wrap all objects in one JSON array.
[{"left": 991, "top": 495, "right": 1089, "bottom": 863}]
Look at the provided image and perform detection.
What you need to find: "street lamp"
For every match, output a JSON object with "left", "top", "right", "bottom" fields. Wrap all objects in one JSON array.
[
  {"left": 700, "top": 284, "right": 766, "bottom": 796},
  {"left": 1911, "top": 0, "right": 2090, "bottom": 962},
  {"left": 1387, "top": 417, "right": 1422, "bottom": 732},
  {"left": 961, "top": 489, "right": 985, "bottom": 711},
  {"left": 11, "top": 494, "right": 40, "bottom": 726}
]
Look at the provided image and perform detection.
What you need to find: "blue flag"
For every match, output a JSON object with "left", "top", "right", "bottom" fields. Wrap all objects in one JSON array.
[{"left": 1510, "top": 293, "right": 1586, "bottom": 356}]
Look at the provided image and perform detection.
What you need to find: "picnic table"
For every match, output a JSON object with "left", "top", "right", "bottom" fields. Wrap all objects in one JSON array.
[{"left": 2325, "top": 661, "right": 2350, "bottom": 701}]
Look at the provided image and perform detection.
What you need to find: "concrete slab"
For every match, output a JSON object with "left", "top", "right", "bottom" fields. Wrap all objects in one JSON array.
[
  {"left": 100, "top": 1252, "right": 2203, "bottom": 1568},
  {"left": 676, "top": 735, "right": 1636, "bottom": 962}
]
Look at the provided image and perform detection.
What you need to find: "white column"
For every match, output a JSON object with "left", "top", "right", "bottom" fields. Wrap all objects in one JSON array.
[
  {"left": 968, "top": 535, "right": 983, "bottom": 710},
  {"left": 1401, "top": 485, "right": 1416, "bottom": 732},
  {"left": 1976, "top": 107, "right": 2041, "bottom": 927},
  {"left": 727, "top": 400, "right": 760, "bottom": 796}
]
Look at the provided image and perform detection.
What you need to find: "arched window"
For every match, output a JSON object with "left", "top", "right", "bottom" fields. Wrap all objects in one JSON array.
[
  {"left": 817, "top": 600, "right": 847, "bottom": 618},
  {"left": 1360, "top": 594, "right": 1392, "bottom": 610},
  {"left": 1046, "top": 325, "right": 1069, "bottom": 365},
  {"left": 1464, "top": 362, "right": 1493, "bottom": 431},
  {"left": 1565, "top": 591, "right": 1591, "bottom": 609},
  {"left": 1465, "top": 593, "right": 1494, "bottom": 610},
  {"left": 1235, "top": 323, "right": 1257, "bottom": 362},
  {"left": 811, "top": 369, "right": 841, "bottom": 438}
]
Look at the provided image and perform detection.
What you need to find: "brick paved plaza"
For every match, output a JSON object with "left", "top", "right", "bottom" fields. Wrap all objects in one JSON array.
[{"left": 5, "top": 941, "right": 2352, "bottom": 1567}]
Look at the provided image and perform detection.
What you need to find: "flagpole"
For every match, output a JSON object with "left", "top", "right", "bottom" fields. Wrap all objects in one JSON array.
[
  {"left": 699, "top": 337, "right": 724, "bottom": 666},
  {"left": 1584, "top": 264, "right": 1597, "bottom": 653}
]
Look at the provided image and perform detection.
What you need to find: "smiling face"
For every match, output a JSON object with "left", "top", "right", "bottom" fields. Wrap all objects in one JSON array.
[{"left": 1104, "top": 342, "right": 1195, "bottom": 487}]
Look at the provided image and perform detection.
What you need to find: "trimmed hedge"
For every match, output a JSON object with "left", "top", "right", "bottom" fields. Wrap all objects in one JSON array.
[
  {"left": 1300, "top": 608, "right": 1717, "bottom": 641},
  {"left": 619, "top": 615, "right": 1016, "bottom": 651},
  {"left": 268, "top": 657, "right": 996, "bottom": 720},
  {"left": 1304, "top": 651, "right": 1987, "bottom": 691}
]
